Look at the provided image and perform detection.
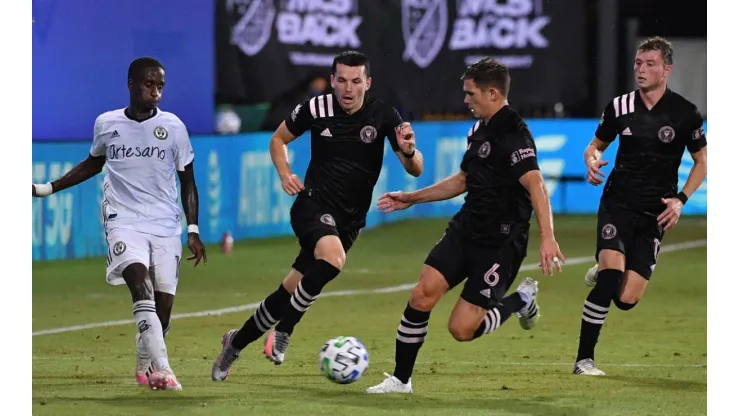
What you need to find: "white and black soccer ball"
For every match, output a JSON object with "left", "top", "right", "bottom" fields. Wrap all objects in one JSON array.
[{"left": 318, "top": 336, "right": 369, "bottom": 384}]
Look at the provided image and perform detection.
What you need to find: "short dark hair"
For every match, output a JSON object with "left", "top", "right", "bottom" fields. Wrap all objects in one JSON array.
[
  {"left": 128, "top": 57, "right": 165, "bottom": 81},
  {"left": 637, "top": 36, "right": 674, "bottom": 65},
  {"left": 332, "top": 51, "right": 370, "bottom": 77},
  {"left": 460, "top": 57, "right": 510, "bottom": 97}
]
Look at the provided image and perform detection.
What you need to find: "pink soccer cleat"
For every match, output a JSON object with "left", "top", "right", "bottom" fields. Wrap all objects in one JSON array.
[{"left": 148, "top": 369, "right": 182, "bottom": 391}]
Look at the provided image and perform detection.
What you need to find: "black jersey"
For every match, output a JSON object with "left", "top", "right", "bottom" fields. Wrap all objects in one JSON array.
[
  {"left": 450, "top": 106, "right": 540, "bottom": 246},
  {"left": 284, "top": 94, "right": 403, "bottom": 229},
  {"left": 595, "top": 89, "right": 707, "bottom": 216}
]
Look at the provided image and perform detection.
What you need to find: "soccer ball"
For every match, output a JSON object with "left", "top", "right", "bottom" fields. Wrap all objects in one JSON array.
[{"left": 318, "top": 336, "right": 369, "bottom": 384}]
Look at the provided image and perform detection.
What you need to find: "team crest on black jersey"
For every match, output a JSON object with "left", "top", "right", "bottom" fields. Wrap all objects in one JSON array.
[
  {"left": 601, "top": 224, "right": 617, "bottom": 240},
  {"left": 658, "top": 126, "right": 675, "bottom": 143},
  {"left": 153, "top": 126, "right": 168, "bottom": 140},
  {"left": 478, "top": 141, "right": 491, "bottom": 158},
  {"left": 360, "top": 125, "right": 378, "bottom": 143},
  {"left": 320, "top": 214, "right": 336, "bottom": 227}
]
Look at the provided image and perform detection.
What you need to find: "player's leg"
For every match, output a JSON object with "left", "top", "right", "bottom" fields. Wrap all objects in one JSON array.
[
  {"left": 211, "top": 257, "right": 306, "bottom": 381},
  {"left": 614, "top": 229, "right": 662, "bottom": 310},
  {"left": 140, "top": 234, "right": 184, "bottom": 390},
  {"left": 366, "top": 229, "right": 465, "bottom": 394},
  {"left": 267, "top": 230, "right": 346, "bottom": 364},
  {"left": 574, "top": 205, "right": 631, "bottom": 376}
]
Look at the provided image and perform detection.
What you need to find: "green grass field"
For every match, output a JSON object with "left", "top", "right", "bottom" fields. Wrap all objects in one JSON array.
[{"left": 32, "top": 216, "right": 707, "bottom": 416}]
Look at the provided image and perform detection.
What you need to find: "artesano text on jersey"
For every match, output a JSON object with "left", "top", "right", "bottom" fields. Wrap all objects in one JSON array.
[{"left": 90, "top": 108, "right": 194, "bottom": 237}]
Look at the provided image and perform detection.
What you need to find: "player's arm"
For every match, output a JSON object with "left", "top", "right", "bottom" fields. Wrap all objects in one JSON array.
[
  {"left": 385, "top": 108, "right": 423, "bottom": 177},
  {"left": 679, "top": 111, "right": 708, "bottom": 201},
  {"left": 32, "top": 118, "right": 107, "bottom": 197},
  {"left": 407, "top": 171, "right": 466, "bottom": 203},
  {"left": 271, "top": 102, "right": 311, "bottom": 195},
  {"left": 585, "top": 102, "right": 619, "bottom": 185},
  {"left": 511, "top": 136, "right": 566, "bottom": 274},
  {"left": 174, "top": 122, "right": 206, "bottom": 266}
]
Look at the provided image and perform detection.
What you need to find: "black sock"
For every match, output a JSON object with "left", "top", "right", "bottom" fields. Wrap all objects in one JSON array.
[
  {"left": 472, "top": 293, "right": 526, "bottom": 339},
  {"left": 274, "top": 260, "right": 340, "bottom": 335},
  {"left": 231, "top": 284, "right": 291, "bottom": 350},
  {"left": 393, "top": 303, "right": 430, "bottom": 384},
  {"left": 577, "top": 268, "right": 622, "bottom": 361}
]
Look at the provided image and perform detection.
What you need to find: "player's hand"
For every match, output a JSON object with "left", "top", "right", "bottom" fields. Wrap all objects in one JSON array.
[
  {"left": 377, "top": 190, "right": 414, "bottom": 213},
  {"left": 657, "top": 197, "right": 683, "bottom": 231},
  {"left": 280, "top": 173, "right": 304, "bottom": 196},
  {"left": 395, "top": 122, "right": 416, "bottom": 155},
  {"left": 187, "top": 233, "right": 207, "bottom": 267},
  {"left": 586, "top": 159, "right": 609, "bottom": 186},
  {"left": 539, "top": 235, "right": 566, "bottom": 276}
]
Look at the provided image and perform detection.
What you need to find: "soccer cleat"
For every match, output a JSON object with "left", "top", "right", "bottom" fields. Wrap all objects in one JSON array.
[
  {"left": 573, "top": 358, "right": 606, "bottom": 376},
  {"left": 584, "top": 264, "right": 599, "bottom": 287},
  {"left": 264, "top": 330, "right": 290, "bottom": 365},
  {"left": 514, "top": 277, "right": 540, "bottom": 330},
  {"left": 148, "top": 368, "right": 183, "bottom": 391},
  {"left": 211, "top": 329, "right": 240, "bottom": 381},
  {"left": 365, "top": 372, "right": 413, "bottom": 394},
  {"left": 135, "top": 332, "right": 152, "bottom": 385}
]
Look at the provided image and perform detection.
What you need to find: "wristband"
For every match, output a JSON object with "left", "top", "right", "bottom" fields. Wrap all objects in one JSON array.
[
  {"left": 403, "top": 149, "right": 416, "bottom": 159},
  {"left": 676, "top": 191, "right": 688, "bottom": 204},
  {"left": 34, "top": 182, "right": 53, "bottom": 197},
  {"left": 187, "top": 224, "right": 200, "bottom": 234}
]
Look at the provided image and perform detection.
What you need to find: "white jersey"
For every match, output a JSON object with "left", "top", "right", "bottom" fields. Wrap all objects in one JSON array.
[{"left": 90, "top": 108, "right": 194, "bottom": 237}]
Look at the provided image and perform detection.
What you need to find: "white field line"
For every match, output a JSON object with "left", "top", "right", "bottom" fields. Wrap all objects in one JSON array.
[{"left": 32, "top": 239, "right": 706, "bottom": 337}]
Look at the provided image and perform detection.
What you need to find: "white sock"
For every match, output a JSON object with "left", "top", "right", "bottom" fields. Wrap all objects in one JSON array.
[{"left": 133, "top": 300, "right": 171, "bottom": 371}]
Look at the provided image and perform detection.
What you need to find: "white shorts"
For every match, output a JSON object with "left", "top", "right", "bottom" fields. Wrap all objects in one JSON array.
[{"left": 105, "top": 228, "right": 183, "bottom": 295}]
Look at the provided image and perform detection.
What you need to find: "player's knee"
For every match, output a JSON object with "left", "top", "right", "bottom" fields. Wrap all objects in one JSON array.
[
  {"left": 598, "top": 249, "right": 626, "bottom": 271},
  {"left": 448, "top": 322, "right": 475, "bottom": 342},
  {"left": 613, "top": 298, "right": 638, "bottom": 310},
  {"left": 122, "top": 263, "right": 153, "bottom": 301},
  {"left": 409, "top": 284, "right": 440, "bottom": 312},
  {"left": 314, "top": 236, "right": 346, "bottom": 271}
]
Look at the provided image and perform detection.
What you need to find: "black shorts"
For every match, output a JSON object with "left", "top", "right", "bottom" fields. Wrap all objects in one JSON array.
[
  {"left": 424, "top": 226, "right": 528, "bottom": 310},
  {"left": 596, "top": 203, "right": 664, "bottom": 280},
  {"left": 290, "top": 197, "right": 360, "bottom": 274}
]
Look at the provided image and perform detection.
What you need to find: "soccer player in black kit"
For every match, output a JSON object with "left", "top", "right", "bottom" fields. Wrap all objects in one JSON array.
[
  {"left": 573, "top": 37, "right": 707, "bottom": 376},
  {"left": 366, "top": 57, "right": 567, "bottom": 394},
  {"left": 210, "top": 51, "right": 424, "bottom": 380}
]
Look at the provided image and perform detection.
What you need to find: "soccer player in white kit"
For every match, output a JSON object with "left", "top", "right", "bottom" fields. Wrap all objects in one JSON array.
[{"left": 32, "top": 57, "right": 207, "bottom": 391}]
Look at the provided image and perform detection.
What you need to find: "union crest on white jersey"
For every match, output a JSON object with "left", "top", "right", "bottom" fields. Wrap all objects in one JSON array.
[{"left": 90, "top": 108, "right": 194, "bottom": 237}]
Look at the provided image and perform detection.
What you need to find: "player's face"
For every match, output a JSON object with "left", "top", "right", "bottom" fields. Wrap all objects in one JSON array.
[
  {"left": 130, "top": 67, "right": 165, "bottom": 110},
  {"left": 463, "top": 79, "right": 497, "bottom": 119},
  {"left": 634, "top": 50, "right": 672, "bottom": 91},
  {"left": 331, "top": 64, "right": 371, "bottom": 112}
]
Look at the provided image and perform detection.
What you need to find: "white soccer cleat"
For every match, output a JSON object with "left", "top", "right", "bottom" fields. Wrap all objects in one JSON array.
[
  {"left": 135, "top": 332, "right": 152, "bottom": 385},
  {"left": 573, "top": 358, "right": 606, "bottom": 376},
  {"left": 148, "top": 368, "right": 183, "bottom": 391},
  {"left": 365, "top": 372, "right": 413, "bottom": 394},
  {"left": 584, "top": 264, "right": 599, "bottom": 287},
  {"left": 514, "top": 277, "right": 540, "bottom": 330},
  {"left": 212, "top": 329, "right": 240, "bottom": 381},
  {"left": 264, "top": 330, "right": 290, "bottom": 365}
]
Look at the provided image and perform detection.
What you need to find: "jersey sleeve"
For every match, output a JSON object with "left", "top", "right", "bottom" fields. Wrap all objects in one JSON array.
[
  {"left": 503, "top": 133, "right": 540, "bottom": 179},
  {"left": 89, "top": 116, "right": 107, "bottom": 157},
  {"left": 383, "top": 105, "right": 403, "bottom": 152},
  {"left": 594, "top": 100, "right": 620, "bottom": 143},
  {"left": 284, "top": 99, "right": 314, "bottom": 137},
  {"left": 683, "top": 107, "right": 707, "bottom": 154},
  {"left": 173, "top": 121, "right": 195, "bottom": 171}
]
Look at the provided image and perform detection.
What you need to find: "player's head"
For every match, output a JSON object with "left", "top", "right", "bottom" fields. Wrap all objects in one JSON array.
[
  {"left": 460, "top": 57, "right": 510, "bottom": 120},
  {"left": 331, "top": 51, "right": 371, "bottom": 113},
  {"left": 128, "top": 57, "right": 166, "bottom": 111},
  {"left": 634, "top": 37, "right": 673, "bottom": 91}
]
